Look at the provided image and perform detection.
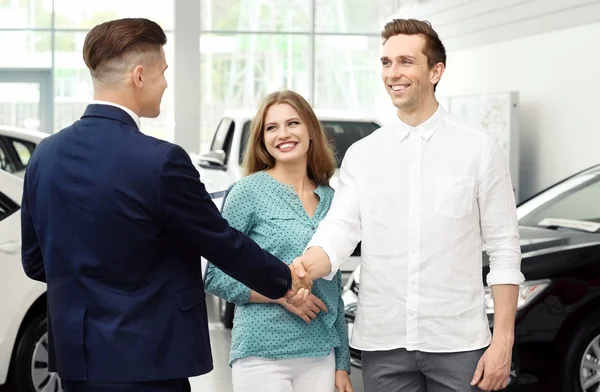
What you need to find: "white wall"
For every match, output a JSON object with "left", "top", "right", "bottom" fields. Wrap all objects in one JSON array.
[{"left": 436, "top": 21, "right": 600, "bottom": 200}]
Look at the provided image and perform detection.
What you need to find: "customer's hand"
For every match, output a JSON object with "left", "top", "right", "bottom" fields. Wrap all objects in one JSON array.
[
  {"left": 471, "top": 340, "right": 512, "bottom": 390},
  {"left": 335, "top": 370, "right": 353, "bottom": 392},
  {"left": 277, "top": 294, "right": 328, "bottom": 323},
  {"left": 284, "top": 263, "right": 312, "bottom": 306}
]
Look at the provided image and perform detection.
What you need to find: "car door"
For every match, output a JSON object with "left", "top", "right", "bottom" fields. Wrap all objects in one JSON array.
[{"left": 0, "top": 187, "right": 27, "bottom": 374}]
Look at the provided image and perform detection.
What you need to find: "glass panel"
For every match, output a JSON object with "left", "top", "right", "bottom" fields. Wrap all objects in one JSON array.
[
  {"left": 315, "top": 0, "right": 400, "bottom": 34},
  {"left": 0, "top": 82, "right": 40, "bottom": 130},
  {"left": 54, "top": 0, "right": 174, "bottom": 30},
  {"left": 0, "top": 0, "right": 52, "bottom": 28},
  {"left": 519, "top": 174, "right": 600, "bottom": 226},
  {"left": 321, "top": 120, "right": 379, "bottom": 167},
  {"left": 7, "top": 137, "right": 36, "bottom": 166},
  {"left": 199, "top": 33, "right": 311, "bottom": 144},
  {"left": 0, "top": 146, "right": 14, "bottom": 174},
  {"left": 53, "top": 31, "right": 175, "bottom": 141},
  {"left": 1, "top": 31, "right": 52, "bottom": 68},
  {"left": 201, "top": 0, "right": 311, "bottom": 32},
  {"left": 314, "top": 35, "right": 381, "bottom": 113}
]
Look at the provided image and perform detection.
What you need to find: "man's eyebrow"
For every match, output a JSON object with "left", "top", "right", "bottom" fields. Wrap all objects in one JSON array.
[{"left": 381, "top": 55, "right": 417, "bottom": 62}]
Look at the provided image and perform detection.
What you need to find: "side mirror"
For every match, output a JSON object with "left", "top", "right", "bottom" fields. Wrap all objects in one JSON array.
[{"left": 198, "top": 149, "right": 227, "bottom": 170}]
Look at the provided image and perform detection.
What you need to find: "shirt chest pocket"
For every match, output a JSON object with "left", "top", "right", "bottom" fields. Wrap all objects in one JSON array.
[{"left": 434, "top": 176, "right": 476, "bottom": 219}]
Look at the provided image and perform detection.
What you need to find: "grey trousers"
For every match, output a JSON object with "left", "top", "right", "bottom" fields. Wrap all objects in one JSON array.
[{"left": 362, "top": 347, "right": 488, "bottom": 392}]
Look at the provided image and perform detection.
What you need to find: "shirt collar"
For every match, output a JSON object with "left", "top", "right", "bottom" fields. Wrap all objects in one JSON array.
[
  {"left": 393, "top": 103, "right": 447, "bottom": 141},
  {"left": 91, "top": 100, "right": 141, "bottom": 130}
]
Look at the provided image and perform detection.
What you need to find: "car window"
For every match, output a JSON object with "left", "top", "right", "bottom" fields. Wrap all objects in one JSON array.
[
  {"left": 0, "top": 191, "right": 19, "bottom": 222},
  {"left": 322, "top": 121, "right": 379, "bottom": 167},
  {"left": 210, "top": 118, "right": 235, "bottom": 160},
  {"left": 238, "top": 120, "right": 379, "bottom": 167},
  {"left": 0, "top": 140, "right": 17, "bottom": 174},
  {"left": 519, "top": 173, "right": 600, "bottom": 226},
  {"left": 239, "top": 121, "right": 251, "bottom": 164},
  {"left": 7, "top": 137, "right": 36, "bottom": 167}
]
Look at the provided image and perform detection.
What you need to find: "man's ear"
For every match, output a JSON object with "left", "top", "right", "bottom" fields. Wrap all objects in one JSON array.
[
  {"left": 132, "top": 65, "right": 144, "bottom": 89},
  {"left": 430, "top": 62, "right": 445, "bottom": 86}
]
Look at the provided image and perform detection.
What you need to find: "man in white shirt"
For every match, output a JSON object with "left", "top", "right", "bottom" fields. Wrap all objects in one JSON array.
[{"left": 292, "top": 18, "right": 524, "bottom": 392}]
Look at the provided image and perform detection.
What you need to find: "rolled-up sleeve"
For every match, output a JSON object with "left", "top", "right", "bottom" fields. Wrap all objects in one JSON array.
[
  {"left": 306, "top": 145, "right": 362, "bottom": 280},
  {"left": 478, "top": 140, "right": 525, "bottom": 287}
]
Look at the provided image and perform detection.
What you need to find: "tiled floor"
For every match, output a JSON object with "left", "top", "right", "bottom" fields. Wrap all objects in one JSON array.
[{"left": 190, "top": 294, "right": 365, "bottom": 392}]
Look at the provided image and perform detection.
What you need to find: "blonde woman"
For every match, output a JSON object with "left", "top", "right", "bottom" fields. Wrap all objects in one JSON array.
[{"left": 205, "top": 90, "right": 352, "bottom": 392}]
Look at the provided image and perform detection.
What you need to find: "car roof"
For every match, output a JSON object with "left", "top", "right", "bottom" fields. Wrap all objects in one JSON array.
[
  {"left": 0, "top": 125, "right": 48, "bottom": 144},
  {"left": 0, "top": 170, "right": 23, "bottom": 205},
  {"left": 222, "top": 109, "right": 381, "bottom": 124}
]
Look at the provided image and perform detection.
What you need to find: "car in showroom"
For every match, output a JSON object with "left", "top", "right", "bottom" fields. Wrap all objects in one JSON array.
[
  {"left": 0, "top": 126, "right": 47, "bottom": 178},
  {"left": 0, "top": 170, "right": 60, "bottom": 392},
  {"left": 343, "top": 163, "right": 600, "bottom": 391},
  {"left": 196, "top": 109, "right": 380, "bottom": 328}
]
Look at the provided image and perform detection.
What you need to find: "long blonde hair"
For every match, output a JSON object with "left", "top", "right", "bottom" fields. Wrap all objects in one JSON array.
[{"left": 242, "top": 90, "right": 336, "bottom": 186}]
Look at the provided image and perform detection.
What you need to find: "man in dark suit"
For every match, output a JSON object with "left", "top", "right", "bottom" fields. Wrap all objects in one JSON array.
[{"left": 20, "top": 18, "right": 310, "bottom": 392}]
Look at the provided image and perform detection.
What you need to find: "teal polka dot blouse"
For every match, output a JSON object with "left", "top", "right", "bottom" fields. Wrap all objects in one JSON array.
[{"left": 205, "top": 171, "right": 350, "bottom": 372}]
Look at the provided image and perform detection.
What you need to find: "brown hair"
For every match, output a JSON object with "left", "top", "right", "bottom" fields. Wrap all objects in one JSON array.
[
  {"left": 381, "top": 18, "right": 446, "bottom": 90},
  {"left": 243, "top": 91, "right": 336, "bottom": 186},
  {"left": 83, "top": 18, "right": 167, "bottom": 82}
]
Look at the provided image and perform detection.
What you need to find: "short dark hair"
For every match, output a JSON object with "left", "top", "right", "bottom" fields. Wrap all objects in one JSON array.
[
  {"left": 83, "top": 18, "right": 167, "bottom": 81},
  {"left": 381, "top": 19, "right": 446, "bottom": 90}
]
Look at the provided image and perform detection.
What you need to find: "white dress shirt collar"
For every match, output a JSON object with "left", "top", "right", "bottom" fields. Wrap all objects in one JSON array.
[
  {"left": 392, "top": 102, "right": 447, "bottom": 141},
  {"left": 91, "top": 100, "right": 141, "bottom": 130}
]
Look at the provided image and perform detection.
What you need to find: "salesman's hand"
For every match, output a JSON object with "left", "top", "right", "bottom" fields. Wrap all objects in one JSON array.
[
  {"left": 471, "top": 340, "right": 513, "bottom": 391},
  {"left": 284, "top": 263, "right": 312, "bottom": 306},
  {"left": 278, "top": 294, "right": 328, "bottom": 323}
]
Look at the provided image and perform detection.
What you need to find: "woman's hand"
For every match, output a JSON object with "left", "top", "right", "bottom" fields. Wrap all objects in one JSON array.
[
  {"left": 335, "top": 370, "right": 353, "bottom": 392},
  {"left": 276, "top": 294, "right": 328, "bottom": 323}
]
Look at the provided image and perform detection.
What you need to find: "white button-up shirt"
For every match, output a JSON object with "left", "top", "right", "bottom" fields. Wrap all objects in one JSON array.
[{"left": 308, "top": 105, "right": 525, "bottom": 352}]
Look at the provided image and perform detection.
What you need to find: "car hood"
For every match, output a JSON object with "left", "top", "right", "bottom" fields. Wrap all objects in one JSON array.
[{"left": 483, "top": 225, "right": 600, "bottom": 279}]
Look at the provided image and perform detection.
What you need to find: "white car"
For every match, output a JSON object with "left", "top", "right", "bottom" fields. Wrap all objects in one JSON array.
[
  {"left": 0, "top": 170, "right": 58, "bottom": 392},
  {"left": 0, "top": 126, "right": 47, "bottom": 178}
]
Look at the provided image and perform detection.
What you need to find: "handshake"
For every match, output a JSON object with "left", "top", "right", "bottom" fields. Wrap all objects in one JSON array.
[
  {"left": 283, "top": 247, "right": 331, "bottom": 306},
  {"left": 285, "top": 261, "right": 313, "bottom": 306}
]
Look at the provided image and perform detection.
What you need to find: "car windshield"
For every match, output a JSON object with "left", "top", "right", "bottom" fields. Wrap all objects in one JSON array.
[
  {"left": 240, "top": 120, "right": 379, "bottom": 167},
  {"left": 518, "top": 167, "right": 600, "bottom": 231},
  {"left": 321, "top": 121, "right": 379, "bottom": 167}
]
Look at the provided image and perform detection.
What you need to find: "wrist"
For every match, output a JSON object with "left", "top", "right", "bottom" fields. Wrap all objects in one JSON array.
[
  {"left": 491, "top": 331, "right": 515, "bottom": 346},
  {"left": 305, "top": 247, "right": 328, "bottom": 280}
]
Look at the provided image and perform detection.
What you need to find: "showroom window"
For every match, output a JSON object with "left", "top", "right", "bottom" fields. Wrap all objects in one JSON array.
[
  {"left": 198, "top": 0, "right": 403, "bottom": 144},
  {"left": 0, "top": 0, "right": 174, "bottom": 140}
]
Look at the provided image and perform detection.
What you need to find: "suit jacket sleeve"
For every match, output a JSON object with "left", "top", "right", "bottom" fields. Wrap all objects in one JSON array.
[
  {"left": 157, "top": 144, "right": 291, "bottom": 299},
  {"left": 21, "top": 168, "right": 46, "bottom": 282}
]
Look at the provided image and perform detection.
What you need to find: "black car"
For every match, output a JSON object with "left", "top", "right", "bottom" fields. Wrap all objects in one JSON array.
[{"left": 343, "top": 164, "right": 600, "bottom": 392}]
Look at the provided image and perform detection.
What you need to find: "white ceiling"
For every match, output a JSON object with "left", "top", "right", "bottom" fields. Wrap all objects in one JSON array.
[{"left": 393, "top": 0, "right": 600, "bottom": 51}]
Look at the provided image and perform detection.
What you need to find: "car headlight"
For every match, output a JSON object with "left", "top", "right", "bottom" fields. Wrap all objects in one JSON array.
[{"left": 484, "top": 279, "right": 551, "bottom": 314}]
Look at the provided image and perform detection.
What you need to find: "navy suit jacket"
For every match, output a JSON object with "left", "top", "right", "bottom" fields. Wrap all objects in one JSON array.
[{"left": 20, "top": 104, "right": 292, "bottom": 382}]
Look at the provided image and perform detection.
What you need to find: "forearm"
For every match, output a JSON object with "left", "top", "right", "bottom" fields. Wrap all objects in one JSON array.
[
  {"left": 304, "top": 246, "right": 333, "bottom": 281},
  {"left": 335, "top": 346, "right": 351, "bottom": 372},
  {"left": 249, "top": 290, "right": 278, "bottom": 304},
  {"left": 491, "top": 284, "right": 519, "bottom": 344},
  {"left": 205, "top": 266, "right": 252, "bottom": 305},
  {"left": 334, "top": 294, "right": 351, "bottom": 372}
]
